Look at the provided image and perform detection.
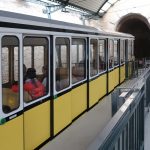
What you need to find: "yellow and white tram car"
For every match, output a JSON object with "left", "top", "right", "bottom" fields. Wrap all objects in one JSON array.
[{"left": 0, "top": 10, "right": 134, "bottom": 150}]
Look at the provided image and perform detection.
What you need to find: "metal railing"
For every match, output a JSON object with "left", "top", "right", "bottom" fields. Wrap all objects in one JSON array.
[
  {"left": 88, "top": 67, "right": 150, "bottom": 150},
  {"left": 125, "top": 58, "right": 150, "bottom": 79}
]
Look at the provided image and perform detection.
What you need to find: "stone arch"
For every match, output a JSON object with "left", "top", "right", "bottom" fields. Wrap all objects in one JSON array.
[
  {"left": 116, "top": 13, "right": 150, "bottom": 31},
  {"left": 116, "top": 13, "right": 150, "bottom": 58}
]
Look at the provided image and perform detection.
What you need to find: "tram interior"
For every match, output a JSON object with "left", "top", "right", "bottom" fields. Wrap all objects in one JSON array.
[{"left": 2, "top": 36, "right": 49, "bottom": 113}]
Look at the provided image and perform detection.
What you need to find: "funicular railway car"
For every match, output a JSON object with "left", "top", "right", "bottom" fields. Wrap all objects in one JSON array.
[{"left": 0, "top": 10, "right": 134, "bottom": 150}]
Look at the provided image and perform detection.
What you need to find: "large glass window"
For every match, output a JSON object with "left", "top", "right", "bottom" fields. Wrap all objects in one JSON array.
[
  {"left": 128, "top": 40, "right": 132, "bottom": 61},
  {"left": 2, "top": 47, "right": 9, "bottom": 84},
  {"left": 23, "top": 37, "right": 49, "bottom": 103},
  {"left": 2, "top": 36, "right": 20, "bottom": 113},
  {"left": 90, "top": 39, "right": 98, "bottom": 77},
  {"left": 114, "top": 40, "right": 119, "bottom": 66},
  {"left": 14, "top": 47, "right": 19, "bottom": 81},
  {"left": 98, "top": 39, "right": 106, "bottom": 72},
  {"left": 72, "top": 38, "right": 86, "bottom": 84},
  {"left": 24, "top": 46, "right": 32, "bottom": 68},
  {"left": 109, "top": 39, "right": 114, "bottom": 69},
  {"left": 34, "top": 46, "right": 44, "bottom": 74},
  {"left": 131, "top": 40, "right": 134, "bottom": 59},
  {"left": 120, "top": 40, "right": 125, "bottom": 64},
  {"left": 55, "top": 37, "right": 70, "bottom": 91}
]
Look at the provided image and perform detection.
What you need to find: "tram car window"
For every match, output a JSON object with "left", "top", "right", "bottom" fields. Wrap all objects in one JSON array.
[
  {"left": 55, "top": 37, "right": 70, "bottom": 91},
  {"left": 24, "top": 46, "right": 31, "bottom": 69},
  {"left": 98, "top": 39, "right": 106, "bottom": 73},
  {"left": 128, "top": 40, "right": 132, "bottom": 61},
  {"left": 23, "top": 37, "right": 49, "bottom": 103},
  {"left": 120, "top": 40, "right": 125, "bottom": 64},
  {"left": 114, "top": 40, "right": 119, "bottom": 66},
  {"left": 2, "top": 36, "right": 20, "bottom": 113},
  {"left": 109, "top": 39, "right": 114, "bottom": 69},
  {"left": 72, "top": 38, "right": 86, "bottom": 84},
  {"left": 90, "top": 39, "right": 98, "bottom": 77},
  {"left": 131, "top": 40, "right": 134, "bottom": 59}
]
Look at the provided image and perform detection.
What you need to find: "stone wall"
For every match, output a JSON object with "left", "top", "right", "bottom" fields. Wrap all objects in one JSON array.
[{"left": 86, "top": 0, "right": 150, "bottom": 31}]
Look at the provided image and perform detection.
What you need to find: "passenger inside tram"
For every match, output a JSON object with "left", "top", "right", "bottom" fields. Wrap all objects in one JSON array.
[
  {"left": 1, "top": 36, "right": 49, "bottom": 113},
  {"left": 24, "top": 68, "right": 45, "bottom": 102},
  {"left": 23, "top": 64, "right": 27, "bottom": 82},
  {"left": 42, "top": 65, "right": 48, "bottom": 92},
  {"left": 99, "top": 56, "right": 103, "bottom": 70},
  {"left": 23, "top": 36, "right": 49, "bottom": 102}
]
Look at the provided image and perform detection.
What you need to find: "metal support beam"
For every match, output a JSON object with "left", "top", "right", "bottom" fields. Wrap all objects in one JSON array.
[
  {"left": 96, "top": 0, "right": 109, "bottom": 14},
  {"left": 25, "top": 0, "right": 97, "bottom": 20},
  {"left": 43, "top": 4, "right": 64, "bottom": 18},
  {"left": 25, "top": 0, "right": 65, "bottom": 18}
]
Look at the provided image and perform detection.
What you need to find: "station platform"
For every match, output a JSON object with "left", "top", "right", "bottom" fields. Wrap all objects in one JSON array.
[
  {"left": 41, "top": 95, "right": 112, "bottom": 150},
  {"left": 40, "top": 76, "right": 144, "bottom": 150}
]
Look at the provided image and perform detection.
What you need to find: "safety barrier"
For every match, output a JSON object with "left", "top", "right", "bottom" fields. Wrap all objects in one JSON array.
[{"left": 88, "top": 67, "right": 150, "bottom": 150}]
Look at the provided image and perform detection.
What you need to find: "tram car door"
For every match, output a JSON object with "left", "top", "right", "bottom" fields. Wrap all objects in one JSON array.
[
  {"left": 0, "top": 33, "right": 24, "bottom": 150},
  {"left": 23, "top": 35, "right": 51, "bottom": 150}
]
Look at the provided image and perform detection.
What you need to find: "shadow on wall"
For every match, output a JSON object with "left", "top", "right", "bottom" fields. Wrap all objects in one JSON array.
[{"left": 116, "top": 13, "right": 150, "bottom": 59}]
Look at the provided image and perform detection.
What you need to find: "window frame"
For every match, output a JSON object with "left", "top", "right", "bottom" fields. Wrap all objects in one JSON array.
[
  {"left": 98, "top": 38, "right": 107, "bottom": 75},
  {"left": 120, "top": 39, "right": 125, "bottom": 65},
  {"left": 114, "top": 39, "right": 119, "bottom": 67},
  {"left": 127, "top": 40, "right": 131, "bottom": 61},
  {"left": 108, "top": 39, "right": 114, "bottom": 71},
  {"left": 89, "top": 38, "right": 99, "bottom": 79},
  {"left": 53, "top": 36, "right": 71, "bottom": 95},
  {"left": 0, "top": 33, "right": 23, "bottom": 119},
  {"left": 131, "top": 40, "right": 134, "bottom": 60},
  {"left": 23, "top": 35, "right": 50, "bottom": 107},
  {"left": 1, "top": 46, "right": 9, "bottom": 84},
  {"left": 71, "top": 37, "right": 87, "bottom": 86}
]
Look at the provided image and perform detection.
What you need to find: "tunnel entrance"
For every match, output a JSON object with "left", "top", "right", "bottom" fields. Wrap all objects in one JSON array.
[{"left": 116, "top": 13, "right": 150, "bottom": 59}]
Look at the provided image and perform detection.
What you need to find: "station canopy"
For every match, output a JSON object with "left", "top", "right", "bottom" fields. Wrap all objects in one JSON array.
[{"left": 45, "top": 0, "right": 119, "bottom": 18}]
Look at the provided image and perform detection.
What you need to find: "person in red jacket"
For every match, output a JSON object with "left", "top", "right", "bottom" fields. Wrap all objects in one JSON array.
[{"left": 24, "top": 68, "right": 45, "bottom": 100}]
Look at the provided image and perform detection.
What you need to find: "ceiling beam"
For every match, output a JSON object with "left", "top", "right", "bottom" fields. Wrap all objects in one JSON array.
[
  {"left": 52, "top": 0, "right": 96, "bottom": 15},
  {"left": 96, "top": 0, "right": 109, "bottom": 14}
]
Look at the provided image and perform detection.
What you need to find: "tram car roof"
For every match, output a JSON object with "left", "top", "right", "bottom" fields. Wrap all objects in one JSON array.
[{"left": 0, "top": 10, "right": 134, "bottom": 39}]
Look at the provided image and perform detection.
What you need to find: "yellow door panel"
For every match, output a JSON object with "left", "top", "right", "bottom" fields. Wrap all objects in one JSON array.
[
  {"left": 128, "top": 62, "right": 132, "bottom": 77},
  {"left": 54, "top": 92, "right": 71, "bottom": 135},
  {"left": 24, "top": 101, "right": 50, "bottom": 150},
  {"left": 114, "top": 68, "right": 119, "bottom": 87},
  {"left": 120, "top": 65, "right": 125, "bottom": 83},
  {"left": 114, "top": 69, "right": 117, "bottom": 87},
  {"left": 71, "top": 84, "right": 87, "bottom": 120},
  {"left": 98, "top": 75, "right": 107, "bottom": 99},
  {"left": 89, "top": 74, "right": 107, "bottom": 107},
  {"left": 108, "top": 70, "right": 115, "bottom": 92},
  {"left": 0, "top": 116, "right": 23, "bottom": 150}
]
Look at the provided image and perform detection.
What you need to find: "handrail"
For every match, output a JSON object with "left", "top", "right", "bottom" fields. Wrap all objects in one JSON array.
[
  {"left": 87, "top": 88, "right": 144, "bottom": 150},
  {"left": 87, "top": 68, "right": 149, "bottom": 150}
]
